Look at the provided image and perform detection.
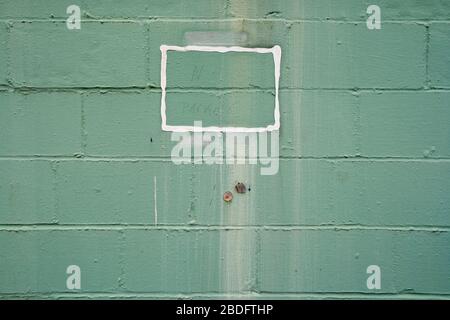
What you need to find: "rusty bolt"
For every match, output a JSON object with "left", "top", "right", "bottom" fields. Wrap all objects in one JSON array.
[
  {"left": 223, "top": 191, "right": 233, "bottom": 202},
  {"left": 235, "top": 182, "right": 246, "bottom": 194}
]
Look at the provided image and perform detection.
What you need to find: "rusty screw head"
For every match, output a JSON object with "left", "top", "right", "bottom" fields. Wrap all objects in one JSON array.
[
  {"left": 223, "top": 191, "right": 233, "bottom": 202},
  {"left": 235, "top": 182, "right": 246, "bottom": 194}
]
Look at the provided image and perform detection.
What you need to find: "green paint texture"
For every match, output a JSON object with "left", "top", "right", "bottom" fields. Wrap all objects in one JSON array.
[{"left": 0, "top": 0, "right": 449, "bottom": 299}]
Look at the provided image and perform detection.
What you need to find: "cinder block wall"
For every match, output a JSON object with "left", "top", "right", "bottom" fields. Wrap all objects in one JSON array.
[{"left": 0, "top": 0, "right": 449, "bottom": 299}]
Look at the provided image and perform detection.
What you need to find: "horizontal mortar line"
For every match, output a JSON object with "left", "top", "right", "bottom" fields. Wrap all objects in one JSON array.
[
  {"left": 0, "top": 292, "right": 448, "bottom": 299},
  {"left": 0, "top": 87, "right": 276, "bottom": 93},
  {"left": 3, "top": 86, "right": 448, "bottom": 92},
  {"left": 0, "top": 291, "right": 253, "bottom": 297},
  {"left": 281, "top": 156, "right": 450, "bottom": 161},
  {"left": 255, "top": 290, "right": 450, "bottom": 295},
  {"left": 165, "top": 87, "right": 450, "bottom": 92},
  {"left": 0, "top": 85, "right": 160, "bottom": 91},
  {"left": 1, "top": 156, "right": 450, "bottom": 162},
  {"left": 0, "top": 18, "right": 447, "bottom": 24},
  {"left": 254, "top": 291, "right": 450, "bottom": 297},
  {"left": 167, "top": 88, "right": 275, "bottom": 93},
  {"left": 0, "top": 225, "right": 448, "bottom": 232},
  {"left": 136, "top": 87, "right": 450, "bottom": 92}
]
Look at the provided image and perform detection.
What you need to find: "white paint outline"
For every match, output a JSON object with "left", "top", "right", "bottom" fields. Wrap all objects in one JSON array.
[{"left": 160, "top": 45, "right": 281, "bottom": 133}]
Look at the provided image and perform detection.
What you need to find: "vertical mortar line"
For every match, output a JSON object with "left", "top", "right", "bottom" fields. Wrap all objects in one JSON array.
[
  {"left": 425, "top": 24, "right": 431, "bottom": 89},
  {"left": 80, "top": 91, "right": 87, "bottom": 156},
  {"left": 224, "top": 0, "right": 232, "bottom": 18},
  {"left": 118, "top": 229, "right": 126, "bottom": 290},
  {"left": 50, "top": 160, "right": 59, "bottom": 224},
  {"left": 329, "top": 160, "right": 338, "bottom": 219},
  {"left": 153, "top": 176, "right": 158, "bottom": 225},
  {"left": 189, "top": 161, "right": 197, "bottom": 223},
  {"left": 145, "top": 20, "right": 151, "bottom": 85},
  {"left": 5, "top": 20, "right": 12, "bottom": 86},
  {"left": 253, "top": 226, "right": 262, "bottom": 294},
  {"left": 353, "top": 90, "right": 362, "bottom": 157}
]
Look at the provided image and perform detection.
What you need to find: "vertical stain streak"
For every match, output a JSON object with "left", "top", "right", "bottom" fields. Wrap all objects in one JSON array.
[
  {"left": 219, "top": 159, "right": 257, "bottom": 294},
  {"left": 219, "top": 2, "right": 259, "bottom": 294}
]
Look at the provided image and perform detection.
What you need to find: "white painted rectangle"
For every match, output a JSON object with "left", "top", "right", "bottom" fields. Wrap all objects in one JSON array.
[{"left": 160, "top": 45, "right": 282, "bottom": 133}]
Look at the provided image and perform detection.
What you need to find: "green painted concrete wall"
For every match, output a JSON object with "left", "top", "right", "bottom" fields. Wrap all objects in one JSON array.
[{"left": 0, "top": 0, "right": 449, "bottom": 299}]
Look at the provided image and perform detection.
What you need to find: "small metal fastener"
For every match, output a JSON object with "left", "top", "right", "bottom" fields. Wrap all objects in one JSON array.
[
  {"left": 223, "top": 191, "right": 233, "bottom": 202},
  {"left": 235, "top": 182, "right": 246, "bottom": 194}
]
